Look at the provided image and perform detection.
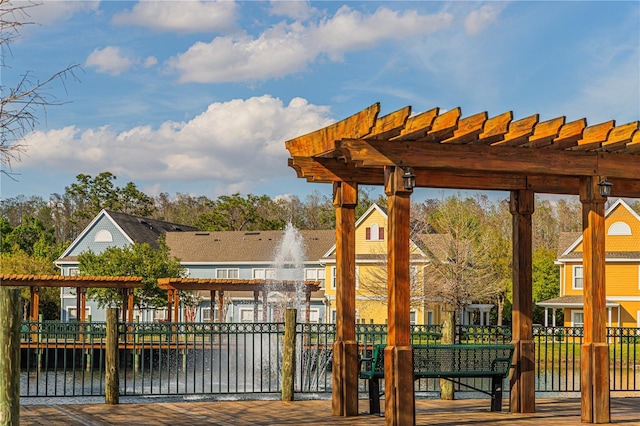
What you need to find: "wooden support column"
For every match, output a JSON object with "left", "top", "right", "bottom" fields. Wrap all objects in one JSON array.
[
  {"left": 167, "top": 289, "right": 174, "bottom": 322},
  {"left": 262, "top": 290, "right": 268, "bottom": 322},
  {"left": 579, "top": 176, "right": 610, "bottom": 424},
  {"left": 210, "top": 290, "right": 215, "bottom": 322},
  {"left": 127, "top": 289, "right": 134, "bottom": 323},
  {"left": 253, "top": 291, "right": 260, "bottom": 322},
  {"left": 79, "top": 287, "right": 87, "bottom": 322},
  {"left": 173, "top": 289, "right": 180, "bottom": 322},
  {"left": 30, "top": 286, "right": 40, "bottom": 322},
  {"left": 305, "top": 289, "right": 311, "bottom": 323},
  {"left": 218, "top": 290, "right": 224, "bottom": 322},
  {"left": 331, "top": 180, "right": 359, "bottom": 417},
  {"left": 509, "top": 189, "right": 536, "bottom": 414},
  {"left": 384, "top": 166, "right": 415, "bottom": 426}
]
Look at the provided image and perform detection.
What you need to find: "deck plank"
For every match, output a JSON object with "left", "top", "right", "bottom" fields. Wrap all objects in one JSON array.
[{"left": 20, "top": 397, "right": 639, "bottom": 425}]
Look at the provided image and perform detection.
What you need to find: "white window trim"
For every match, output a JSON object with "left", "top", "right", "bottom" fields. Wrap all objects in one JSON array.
[
  {"left": 94, "top": 229, "right": 113, "bottom": 242},
  {"left": 572, "top": 265, "right": 584, "bottom": 290},
  {"left": 239, "top": 307, "right": 255, "bottom": 323},
  {"left": 637, "top": 310, "right": 640, "bottom": 328},
  {"left": 216, "top": 268, "right": 239, "bottom": 279},
  {"left": 253, "top": 268, "right": 276, "bottom": 280},
  {"left": 330, "top": 266, "right": 359, "bottom": 290},
  {"left": 308, "top": 308, "right": 320, "bottom": 323},
  {"left": 571, "top": 310, "right": 584, "bottom": 327},
  {"left": 67, "top": 306, "right": 91, "bottom": 321}
]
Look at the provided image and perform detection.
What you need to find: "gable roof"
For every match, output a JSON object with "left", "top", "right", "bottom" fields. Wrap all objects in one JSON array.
[
  {"left": 165, "top": 229, "right": 335, "bottom": 264},
  {"left": 57, "top": 209, "right": 198, "bottom": 261},
  {"left": 104, "top": 210, "right": 198, "bottom": 249},
  {"left": 558, "top": 198, "right": 640, "bottom": 261}
]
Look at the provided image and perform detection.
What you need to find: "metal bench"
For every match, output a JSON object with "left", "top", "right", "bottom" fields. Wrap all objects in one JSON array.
[{"left": 359, "top": 343, "right": 515, "bottom": 414}]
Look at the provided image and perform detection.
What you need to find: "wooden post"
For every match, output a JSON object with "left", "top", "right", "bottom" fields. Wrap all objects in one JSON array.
[
  {"left": 509, "top": 189, "right": 536, "bottom": 414},
  {"left": 331, "top": 181, "right": 359, "bottom": 417},
  {"left": 579, "top": 176, "right": 610, "bottom": 423},
  {"left": 105, "top": 308, "right": 119, "bottom": 405},
  {"left": 218, "top": 290, "right": 225, "bottom": 322},
  {"left": 281, "top": 308, "right": 297, "bottom": 401},
  {"left": 30, "top": 286, "right": 39, "bottom": 321},
  {"left": 127, "top": 289, "right": 134, "bottom": 323},
  {"left": 0, "top": 287, "right": 21, "bottom": 425},
  {"left": 262, "top": 291, "right": 268, "bottom": 322},
  {"left": 210, "top": 290, "right": 215, "bottom": 322},
  {"left": 253, "top": 291, "right": 259, "bottom": 322},
  {"left": 305, "top": 289, "right": 311, "bottom": 323},
  {"left": 167, "top": 289, "right": 173, "bottom": 322},
  {"left": 384, "top": 167, "right": 415, "bottom": 426}
]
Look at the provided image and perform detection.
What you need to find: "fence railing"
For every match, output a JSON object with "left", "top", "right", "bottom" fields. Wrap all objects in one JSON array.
[{"left": 19, "top": 321, "right": 640, "bottom": 398}]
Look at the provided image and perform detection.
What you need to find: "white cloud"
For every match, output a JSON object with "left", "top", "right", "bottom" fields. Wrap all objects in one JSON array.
[
  {"left": 143, "top": 56, "right": 158, "bottom": 68},
  {"left": 85, "top": 46, "right": 134, "bottom": 75},
  {"left": 13, "top": 1, "right": 100, "bottom": 25},
  {"left": 167, "top": 6, "right": 453, "bottom": 83},
  {"left": 269, "top": 0, "right": 314, "bottom": 20},
  {"left": 112, "top": 0, "right": 238, "bottom": 34},
  {"left": 464, "top": 4, "right": 504, "bottom": 36},
  {"left": 21, "top": 96, "right": 334, "bottom": 194}
]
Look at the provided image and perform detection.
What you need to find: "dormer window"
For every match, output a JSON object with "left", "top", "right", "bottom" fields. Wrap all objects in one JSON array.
[
  {"left": 366, "top": 223, "right": 384, "bottom": 241},
  {"left": 608, "top": 221, "right": 632, "bottom": 236},
  {"left": 94, "top": 230, "right": 113, "bottom": 242}
]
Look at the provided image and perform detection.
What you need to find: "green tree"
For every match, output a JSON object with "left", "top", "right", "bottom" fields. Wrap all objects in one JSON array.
[
  {"left": 78, "top": 239, "right": 184, "bottom": 310},
  {"left": 0, "top": 250, "right": 60, "bottom": 319},
  {"left": 532, "top": 247, "right": 560, "bottom": 325},
  {"left": 4, "top": 215, "right": 58, "bottom": 258},
  {"left": 196, "top": 193, "right": 283, "bottom": 231}
]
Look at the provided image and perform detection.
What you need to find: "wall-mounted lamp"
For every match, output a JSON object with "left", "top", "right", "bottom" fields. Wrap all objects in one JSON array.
[
  {"left": 402, "top": 167, "right": 416, "bottom": 191},
  {"left": 598, "top": 178, "right": 613, "bottom": 198}
]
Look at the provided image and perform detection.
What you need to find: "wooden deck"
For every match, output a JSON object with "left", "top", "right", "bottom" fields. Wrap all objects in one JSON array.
[{"left": 20, "top": 397, "right": 640, "bottom": 425}]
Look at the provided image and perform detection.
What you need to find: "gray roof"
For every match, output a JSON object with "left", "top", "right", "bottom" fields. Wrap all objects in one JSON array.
[
  {"left": 105, "top": 210, "right": 199, "bottom": 249},
  {"left": 166, "top": 229, "right": 335, "bottom": 263}
]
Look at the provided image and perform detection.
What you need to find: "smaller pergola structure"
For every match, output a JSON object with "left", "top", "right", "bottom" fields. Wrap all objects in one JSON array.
[
  {"left": 157, "top": 278, "right": 321, "bottom": 322},
  {"left": 0, "top": 274, "right": 143, "bottom": 322}
]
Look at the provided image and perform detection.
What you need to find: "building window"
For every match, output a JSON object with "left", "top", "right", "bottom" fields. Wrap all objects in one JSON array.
[
  {"left": 572, "top": 265, "right": 583, "bottom": 290},
  {"left": 68, "top": 267, "right": 80, "bottom": 276},
  {"left": 253, "top": 268, "right": 276, "bottom": 279},
  {"left": 67, "top": 307, "right": 91, "bottom": 321},
  {"left": 410, "top": 310, "right": 417, "bottom": 325},
  {"left": 366, "top": 223, "right": 384, "bottom": 241},
  {"left": 309, "top": 308, "right": 320, "bottom": 323},
  {"left": 608, "top": 221, "right": 632, "bottom": 236},
  {"left": 239, "top": 307, "right": 254, "bottom": 323},
  {"left": 154, "top": 308, "right": 167, "bottom": 322},
  {"left": 571, "top": 310, "right": 584, "bottom": 327},
  {"left": 217, "top": 268, "right": 239, "bottom": 279},
  {"left": 305, "top": 268, "right": 326, "bottom": 288},
  {"left": 426, "top": 310, "right": 434, "bottom": 325},
  {"left": 94, "top": 230, "right": 113, "bottom": 242},
  {"left": 330, "top": 266, "right": 359, "bottom": 289}
]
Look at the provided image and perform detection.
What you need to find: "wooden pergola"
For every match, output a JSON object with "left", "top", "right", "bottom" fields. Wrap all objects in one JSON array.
[
  {"left": 0, "top": 274, "right": 143, "bottom": 322},
  {"left": 286, "top": 103, "right": 640, "bottom": 425},
  {"left": 157, "top": 278, "right": 321, "bottom": 322}
]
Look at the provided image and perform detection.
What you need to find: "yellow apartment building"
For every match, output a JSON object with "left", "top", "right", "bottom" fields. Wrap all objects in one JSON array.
[{"left": 539, "top": 198, "right": 640, "bottom": 328}]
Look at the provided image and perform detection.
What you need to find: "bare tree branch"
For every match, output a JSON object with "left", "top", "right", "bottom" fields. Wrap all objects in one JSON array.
[{"left": 0, "top": 0, "right": 81, "bottom": 174}]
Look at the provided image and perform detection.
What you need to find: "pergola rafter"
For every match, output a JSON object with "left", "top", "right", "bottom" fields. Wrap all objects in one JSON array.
[
  {"left": 157, "top": 278, "right": 321, "bottom": 323},
  {"left": 285, "top": 102, "right": 638, "bottom": 425},
  {"left": 0, "top": 274, "right": 143, "bottom": 323}
]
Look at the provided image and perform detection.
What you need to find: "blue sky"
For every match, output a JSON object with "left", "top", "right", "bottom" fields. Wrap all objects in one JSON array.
[{"left": 1, "top": 1, "right": 639, "bottom": 203}]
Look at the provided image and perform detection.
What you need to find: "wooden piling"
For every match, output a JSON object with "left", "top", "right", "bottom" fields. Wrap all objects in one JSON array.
[
  {"left": 281, "top": 308, "right": 296, "bottom": 401},
  {"left": 0, "top": 287, "right": 21, "bottom": 426},
  {"left": 105, "top": 308, "right": 119, "bottom": 405}
]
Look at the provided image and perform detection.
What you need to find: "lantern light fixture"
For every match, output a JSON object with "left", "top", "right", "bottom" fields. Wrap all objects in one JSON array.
[
  {"left": 598, "top": 178, "right": 613, "bottom": 198},
  {"left": 402, "top": 167, "right": 416, "bottom": 191}
]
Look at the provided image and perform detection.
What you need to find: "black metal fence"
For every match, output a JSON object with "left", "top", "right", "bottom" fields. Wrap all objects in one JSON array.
[{"left": 19, "top": 321, "right": 640, "bottom": 398}]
